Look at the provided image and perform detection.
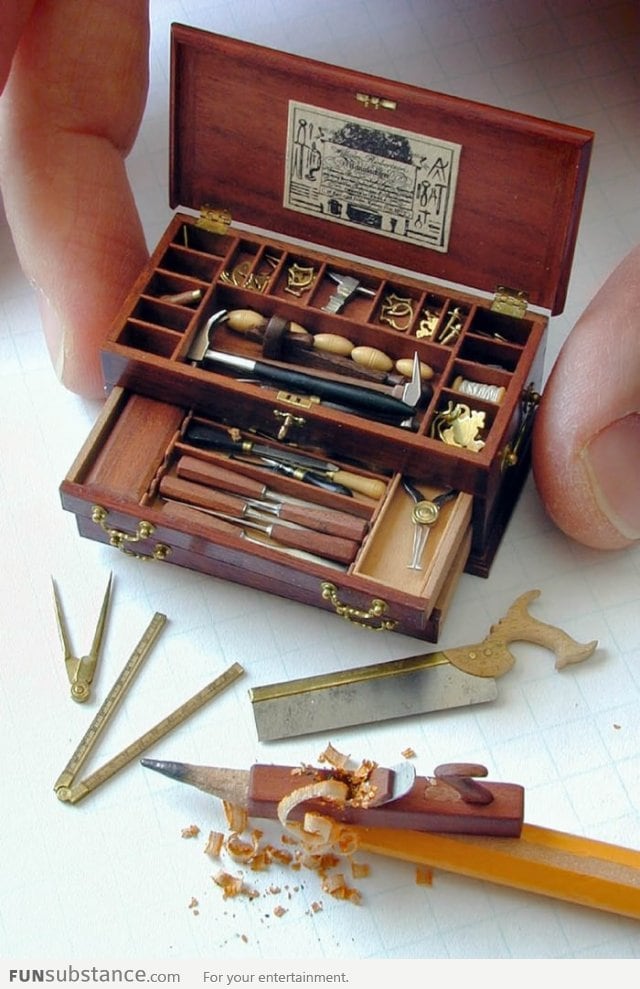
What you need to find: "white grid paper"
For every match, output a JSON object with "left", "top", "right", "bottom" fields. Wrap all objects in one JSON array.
[{"left": 1, "top": 0, "right": 639, "bottom": 962}]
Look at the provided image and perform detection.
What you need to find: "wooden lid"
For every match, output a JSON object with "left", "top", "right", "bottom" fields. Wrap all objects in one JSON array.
[{"left": 170, "top": 24, "right": 592, "bottom": 315}]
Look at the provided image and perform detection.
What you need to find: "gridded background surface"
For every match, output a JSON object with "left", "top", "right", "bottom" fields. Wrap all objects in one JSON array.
[{"left": 1, "top": 0, "right": 640, "bottom": 961}]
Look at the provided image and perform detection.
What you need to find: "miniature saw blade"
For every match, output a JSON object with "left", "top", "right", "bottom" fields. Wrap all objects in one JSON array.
[{"left": 249, "top": 652, "right": 498, "bottom": 741}]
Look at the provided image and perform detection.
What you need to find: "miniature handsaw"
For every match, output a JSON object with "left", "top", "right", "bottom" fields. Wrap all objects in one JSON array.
[{"left": 250, "top": 590, "right": 597, "bottom": 740}]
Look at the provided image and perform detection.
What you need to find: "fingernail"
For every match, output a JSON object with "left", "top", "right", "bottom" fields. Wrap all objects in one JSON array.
[
  {"left": 37, "top": 291, "right": 66, "bottom": 381},
  {"left": 582, "top": 413, "right": 640, "bottom": 540}
]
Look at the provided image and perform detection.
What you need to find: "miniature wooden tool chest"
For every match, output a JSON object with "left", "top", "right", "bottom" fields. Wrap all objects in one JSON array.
[{"left": 60, "top": 25, "right": 593, "bottom": 642}]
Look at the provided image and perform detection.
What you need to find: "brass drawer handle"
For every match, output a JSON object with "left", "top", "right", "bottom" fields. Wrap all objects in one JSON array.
[
  {"left": 91, "top": 506, "right": 171, "bottom": 562},
  {"left": 320, "top": 581, "right": 397, "bottom": 631}
]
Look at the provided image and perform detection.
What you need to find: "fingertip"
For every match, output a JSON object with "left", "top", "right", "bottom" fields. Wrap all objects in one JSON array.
[
  {"left": 532, "top": 403, "right": 638, "bottom": 551},
  {"left": 532, "top": 247, "right": 640, "bottom": 552},
  {"left": 38, "top": 293, "right": 106, "bottom": 400}
]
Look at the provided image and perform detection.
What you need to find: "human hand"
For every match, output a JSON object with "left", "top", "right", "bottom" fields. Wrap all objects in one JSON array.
[
  {"left": 0, "top": 0, "right": 150, "bottom": 399},
  {"left": 533, "top": 244, "right": 640, "bottom": 550},
  {"left": 1, "top": 5, "right": 637, "bottom": 552}
]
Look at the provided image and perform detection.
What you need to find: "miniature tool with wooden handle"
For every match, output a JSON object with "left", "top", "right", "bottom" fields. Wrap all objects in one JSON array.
[
  {"left": 182, "top": 421, "right": 387, "bottom": 499},
  {"left": 249, "top": 590, "right": 598, "bottom": 740},
  {"left": 141, "top": 759, "right": 525, "bottom": 836},
  {"left": 158, "top": 475, "right": 360, "bottom": 564},
  {"left": 175, "top": 456, "right": 369, "bottom": 541}
]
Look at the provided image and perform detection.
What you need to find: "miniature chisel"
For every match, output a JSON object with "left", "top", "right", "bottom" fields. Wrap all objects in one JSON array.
[
  {"left": 182, "top": 421, "right": 387, "bottom": 499},
  {"left": 141, "top": 759, "right": 525, "bottom": 836},
  {"left": 175, "top": 456, "right": 369, "bottom": 540},
  {"left": 249, "top": 591, "right": 597, "bottom": 740},
  {"left": 158, "top": 475, "right": 361, "bottom": 564}
]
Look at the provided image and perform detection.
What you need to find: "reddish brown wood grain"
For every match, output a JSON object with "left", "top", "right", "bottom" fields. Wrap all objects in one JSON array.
[
  {"left": 170, "top": 26, "right": 592, "bottom": 313},
  {"left": 247, "top": 764, "right": 524, "bottom": 837}
]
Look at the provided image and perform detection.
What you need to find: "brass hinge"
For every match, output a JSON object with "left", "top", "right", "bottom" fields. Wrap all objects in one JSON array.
[
  {"left": 197, "top": 205, "right": 232, "bottom": 234},
  {"left": 355, "top": 92, "right": 397, "bottom": 111},
  {"left": 492, "top": 286, "right": 529, "bottom": 318}
]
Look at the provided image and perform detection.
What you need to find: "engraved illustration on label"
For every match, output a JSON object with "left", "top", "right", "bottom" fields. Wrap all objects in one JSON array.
[{"left": 284, "top": 102, "right": 461, "bottom": 253}]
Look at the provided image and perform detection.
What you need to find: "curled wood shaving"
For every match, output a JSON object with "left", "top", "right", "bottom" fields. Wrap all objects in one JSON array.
[
  {"left": 225, "top": 830, "right": 261, "bottom": 863},
  {"left": 302, "top": 811, "right": 336, "bottom": 843},
  {"left": 321, "top": 873, "right": 362, "bottom": 904},
  {"left": 318, "top": 743, "right": 350, "bottom": 770},
  {"left": 203, "top": 831, "right": 224, "bottom": 858},
  {"left": 292, "top": 747, "right": 383, "bottom": 807},
  {"left": 181, "top": 824, "right": 200, "bottom": 838},
  {"left": 212, "top": 869, "right": 258, "bottom": 900},
  {"left": 351, "top": 861, "right": 370, "bottom": 879},
  {"left": 277, "top": 778, "right": 349, "bottom": 837},
  {"left": 223, "top": 800, "right": 248, "bottom": 833}
]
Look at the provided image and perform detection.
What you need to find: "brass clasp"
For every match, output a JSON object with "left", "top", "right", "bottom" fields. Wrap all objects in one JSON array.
[
  {"left": 501, "top": 384, "right": 540, "bottom": 469},
  {"left": 273, "top": 406, "right": 309, "bottom": 440},
  {"left": 355, "top": 92, "right": 397, "bottom": 111}
]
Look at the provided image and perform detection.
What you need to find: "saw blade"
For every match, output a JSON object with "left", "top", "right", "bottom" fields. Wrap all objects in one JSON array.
[{"left": 249, "top": 653, "right": 498, "bottom": 741}]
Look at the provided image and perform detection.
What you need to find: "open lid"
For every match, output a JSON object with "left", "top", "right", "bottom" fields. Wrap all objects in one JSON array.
[{"left": 170, "top": 24, "right": 592, "bottom": 315}]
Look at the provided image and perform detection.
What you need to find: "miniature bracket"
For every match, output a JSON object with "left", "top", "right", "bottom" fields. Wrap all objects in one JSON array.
[{"left": 442, "top": 589, "right": 598, "bottom": 678}]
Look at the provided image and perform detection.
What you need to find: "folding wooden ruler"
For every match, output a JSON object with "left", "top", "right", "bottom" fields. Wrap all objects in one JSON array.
[{"left": 54, "top": 610, "right": 244, "bottom": 804}]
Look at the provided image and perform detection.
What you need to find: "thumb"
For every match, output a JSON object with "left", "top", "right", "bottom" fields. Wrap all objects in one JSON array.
[{"left": 532, "top": 245, "right": 640, "bottom": 550}]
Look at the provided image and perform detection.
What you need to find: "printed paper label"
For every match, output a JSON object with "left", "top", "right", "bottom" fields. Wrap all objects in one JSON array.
[{"left": 284, "top": 102, "right": 461, "bottom": 253}]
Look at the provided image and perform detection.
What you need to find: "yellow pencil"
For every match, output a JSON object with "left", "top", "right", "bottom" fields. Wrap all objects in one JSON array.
[{"left": 351, "top": 822, "right": 640, "bottom": 920}]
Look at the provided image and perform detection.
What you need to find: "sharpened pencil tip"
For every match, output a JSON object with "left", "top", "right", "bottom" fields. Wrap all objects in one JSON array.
[
  {"left": 141, "top": 759, "right": 250, "bottom": 803},
  {"left": 140, "top": 758, "right": 191, "bottom": 781}
]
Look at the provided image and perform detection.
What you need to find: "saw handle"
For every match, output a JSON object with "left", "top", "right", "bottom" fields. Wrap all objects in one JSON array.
[{"left": 442, "top": 589, "right": 598, "bottom": 678}]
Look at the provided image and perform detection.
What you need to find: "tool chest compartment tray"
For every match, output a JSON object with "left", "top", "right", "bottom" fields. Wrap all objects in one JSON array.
[
  {"left": 60, "top": 24, "right": 592, "bottom": 641},
  {"left": 61, "top": 388, "right": 472, "bottom": 639}
]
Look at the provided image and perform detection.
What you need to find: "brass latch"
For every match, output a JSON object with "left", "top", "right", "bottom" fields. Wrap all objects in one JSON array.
[
  {"left": 501, "top": 384, "right": 540, "bottom": 470},
  {"left": 492, "top": 286, "right": 529, "bottom": 318},
  {"left": 355, "top": 92, "right": 397, "bottom": 111},
  {"left": 197, "top": 205, "right": 232, "bottom": 234}
]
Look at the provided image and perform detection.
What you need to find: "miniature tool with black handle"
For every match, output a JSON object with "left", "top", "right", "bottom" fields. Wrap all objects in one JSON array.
[
  {"left": 182, "top": 421, "right": 387, "bottom": 498},
  {"left": 186, "top": 311, "right": 421, "bottom": 422}
]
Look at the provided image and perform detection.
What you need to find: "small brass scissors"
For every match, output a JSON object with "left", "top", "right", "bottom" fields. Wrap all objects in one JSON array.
[{"left": 52, "top": 573, "right": 113, "bottom": 703}]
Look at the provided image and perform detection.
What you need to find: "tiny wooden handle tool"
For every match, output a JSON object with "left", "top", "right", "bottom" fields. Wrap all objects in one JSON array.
[
  {"left": 158, "top": 475, "right": 359, "bottom": 564},
  {"left": 247, "top": 764, "right": 524, "bottom": 836},
  {"left": 176, "top": 456, "right": 369, "bottom": 541},
  {"left": 443, "top": 590, "right": 598, "bottom": 677},
  {"left": 324, "top": 470, "right": 385, "bottom": 500}
]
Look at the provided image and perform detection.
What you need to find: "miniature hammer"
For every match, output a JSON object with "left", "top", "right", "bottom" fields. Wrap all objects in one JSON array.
[{"left": 186, "top": 311, "right": 422, "bottom": 422}]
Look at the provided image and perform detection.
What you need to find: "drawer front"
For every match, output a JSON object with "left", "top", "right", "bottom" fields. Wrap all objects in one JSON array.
[{"left": 68, "top": 501, "right": 469, "bottom": 641}]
